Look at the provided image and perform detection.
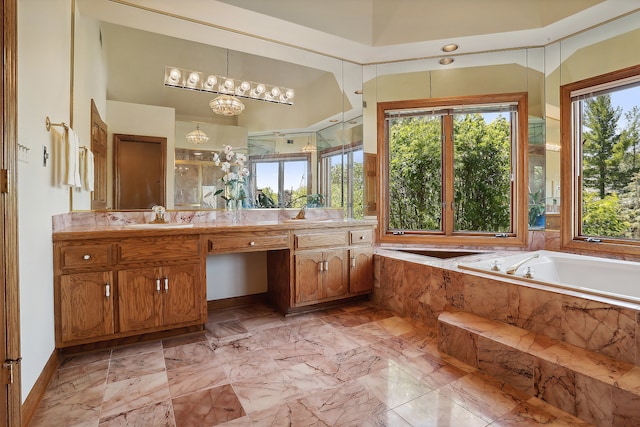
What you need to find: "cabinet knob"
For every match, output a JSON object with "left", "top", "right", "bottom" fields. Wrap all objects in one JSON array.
[
  {"left": 156, "top": 279, "right": 161, "bottom": 293},
  {"left": 249, "top": 241, "right": 255, "bottom": 246},
  {"left": 359, "top": 235, "right": 365, "bottom": 240},
  {"left": 105, "top": 282, "right": 110, "bottom": 298},
  {"left": 83, "top": 254, "right": 91, "bottom": 260}
]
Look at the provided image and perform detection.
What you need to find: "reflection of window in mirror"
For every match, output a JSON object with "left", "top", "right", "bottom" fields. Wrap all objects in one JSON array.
[
  {"left": 174, "top": 148, "right": 226, "bottom": 209},
  {"left": 561, "top": 65, "right": 640, "bottom": 255},
  {"left": 249, "top": 154, "right": 312, "bottom": 208},
  {"left": 528, "top": 119, "right": 546, "bottom": 230},
  {"left": 320, "top": 142, "right": 364, "bottom": 219}
]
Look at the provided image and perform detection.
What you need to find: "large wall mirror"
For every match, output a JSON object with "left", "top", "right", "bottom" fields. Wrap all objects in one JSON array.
[
  {"left": 70, "top": 0, "right": 640, "bottom": 229},
  {"left": 71, "top": 0, "right": 363, "bottom": 215}
]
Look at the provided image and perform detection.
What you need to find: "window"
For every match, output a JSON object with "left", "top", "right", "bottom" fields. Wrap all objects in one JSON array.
[
  {"left": 561, "top": 65, "right": 640, "bottom": 256},
  {"left": 378, "top": 94, "right": 528, "bottom": 246},
  {"left": 320, "top": 143, "right": 364, "bottom": 219},
  {"left": 250, "top": 153, "right": 311, "bottom": 208}
]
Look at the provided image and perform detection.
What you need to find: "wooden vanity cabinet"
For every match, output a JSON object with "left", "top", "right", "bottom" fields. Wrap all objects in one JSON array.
[
  {"left": 349, "top": 229, "right": 374, "bottom": 295},
  {"left": 59, "top": 271, "right": 114, "bottom": 344},
  {"left": 292, "top": 227, "right": 372, "bottom": 307},
  {"left": 54, "top": 234, "right": 205, "bottom": 348},
  {"left": 294, "top": 249, "right": 348, "bottom": 304},
  {"left": 349, "top": 247, "right": 374, "bottom": 294},
  {"left": 117, "top": 235, "right": 203, "bottom": 334},
  {"left": 55, "top": 242, "right": 116, "bottom": 347},
  {"left": 118, "top": 263, "right": 201, "bottom": 333}
]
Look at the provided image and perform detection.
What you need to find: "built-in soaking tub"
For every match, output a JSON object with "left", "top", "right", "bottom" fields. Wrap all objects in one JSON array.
[{"left": 458, "top": 249, "right": 640, "bottom": 305}]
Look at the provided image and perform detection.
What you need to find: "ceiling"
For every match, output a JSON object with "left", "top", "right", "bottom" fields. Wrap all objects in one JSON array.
[{"left": 217, "top": 0, "right": 606, "bottom": 47}]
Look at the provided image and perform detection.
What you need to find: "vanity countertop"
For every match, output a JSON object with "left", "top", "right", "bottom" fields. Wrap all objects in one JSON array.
[{"left": 52, "top": 217, "right": 378, "bottom": 242}]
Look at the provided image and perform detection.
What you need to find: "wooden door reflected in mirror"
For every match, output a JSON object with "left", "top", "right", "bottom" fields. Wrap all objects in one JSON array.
[
  {"left": 90, "top": 100, "right": 108, "bottom": 210},
  {"left": 113, "top": 134, "right": 166, "bottom": 209}
]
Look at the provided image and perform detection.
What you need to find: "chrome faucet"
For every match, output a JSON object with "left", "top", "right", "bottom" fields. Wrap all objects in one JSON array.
[
  {"left": 150, "top": 205, "right": 167, "bottom": 224},
  {"left": 505, "top": 253, "right": 539, "bottom": 275}
]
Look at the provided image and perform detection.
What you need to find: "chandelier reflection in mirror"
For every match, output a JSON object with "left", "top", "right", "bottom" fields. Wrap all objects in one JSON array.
[
  {"left": 185, "top": 123, "right": 209, "bottom": 144},
  {"left": 164, "top": 66, "right": 295, "bottom": 116}
]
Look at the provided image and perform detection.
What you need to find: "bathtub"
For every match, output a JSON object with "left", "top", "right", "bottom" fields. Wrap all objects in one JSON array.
[{"left": 458, "top": 250, "right": 640, "bottom": 305}]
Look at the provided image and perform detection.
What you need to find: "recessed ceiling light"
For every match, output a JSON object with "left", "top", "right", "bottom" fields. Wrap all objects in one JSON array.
[
  {"left": 354, "top": 89, "right": 363, "bottom": 95},
  {"left": 439, "top": 57, "right": 454, "bottom": 65},
  {"left": 442, "top": 44, "right": 459, "bottom": 52},
  {"left": 329, "top": 119, "right": 339, "bottom": 123}
]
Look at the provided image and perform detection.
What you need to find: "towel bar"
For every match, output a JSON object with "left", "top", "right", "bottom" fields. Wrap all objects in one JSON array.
[{"left": 45, "top": 116, "right": 68, "bottom": 132}]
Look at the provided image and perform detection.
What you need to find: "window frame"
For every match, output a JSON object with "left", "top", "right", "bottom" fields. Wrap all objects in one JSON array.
[
  {"left": 560, "top": 64, "right": 640, "bottom": 257},
  {"left": 377, "top": 93, "right": 528, "bottom": 247}
]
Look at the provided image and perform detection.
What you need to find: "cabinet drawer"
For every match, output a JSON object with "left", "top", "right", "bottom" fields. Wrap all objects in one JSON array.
[
  {"left": 295, "top": 231, "right": 348, "bottom": 249},
  {"left": 207, "top": 232, "right": 289, "bottom": 253},
  {"left": 61, "top": 244, "right": 114, "bottom": 269},
  {"left": 350, "top": 229, "right": 373, "bottom": 245},
  {"left": 119, "top": 236, "right": 199, "bottom": 263}
]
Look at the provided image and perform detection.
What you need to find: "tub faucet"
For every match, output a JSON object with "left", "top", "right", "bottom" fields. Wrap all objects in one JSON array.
[{"left": 505, "top": 254, "right": 539, "bottom": 275}]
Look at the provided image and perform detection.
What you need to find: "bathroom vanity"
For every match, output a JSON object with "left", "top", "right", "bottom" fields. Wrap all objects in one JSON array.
[{"left": 52, "top": 217, "right": 376, "bottom": 349}]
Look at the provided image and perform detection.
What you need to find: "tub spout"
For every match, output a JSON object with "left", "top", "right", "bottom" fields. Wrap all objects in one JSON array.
[{"left": 505, "top": 254, "right": 539, "bottom": 275}]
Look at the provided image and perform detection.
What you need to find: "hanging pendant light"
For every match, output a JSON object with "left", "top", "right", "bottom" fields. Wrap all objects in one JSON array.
[
  {"left": 209, "top": 94, "right": 245, "bottom": 116},
  {"left": 186, "top": 123, "right": 209, "bottom": 144},
  {"left": 301, "top": 134, "right": 316, "bottom": 153},
  {"left": 210, "top": 50, "right": 245, "bottom": 116}
]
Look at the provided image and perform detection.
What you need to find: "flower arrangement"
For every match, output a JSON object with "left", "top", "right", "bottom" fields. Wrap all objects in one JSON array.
[{"left": 213, "top": 145, "right": 249, "bottom": 208}]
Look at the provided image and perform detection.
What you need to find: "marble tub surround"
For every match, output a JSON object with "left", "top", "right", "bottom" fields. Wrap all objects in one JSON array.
[
  {"left": 52, "top": 208, "right": 347, "bottom": 232},
  {"left": 373, "top": 248, "right": 640, "bottom": 366},
  {"left": 438, "top": 310, "right": 640, "bottom": 427},
  {"left": 29, "top": 302, "right": 592, "bottom": 427}
]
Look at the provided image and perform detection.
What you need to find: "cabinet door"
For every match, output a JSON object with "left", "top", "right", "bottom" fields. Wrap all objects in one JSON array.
[
  {"left": 294, "top": 252, "right": 323, "bottom": 304},
  {"left": 323, "top": 249, "right": 348, "bottom": 299},
  {"left": 349, "top": 247, "right": 373, "bottom": 294},
  {"left": 59, "top": 271, "right": 114, "bottom": 343},
  {"left": 118, "top": 267, "right": 162, "bottom": 332},
  {"left": 162, "top": 263, "right": 202, "bottom": 326}
]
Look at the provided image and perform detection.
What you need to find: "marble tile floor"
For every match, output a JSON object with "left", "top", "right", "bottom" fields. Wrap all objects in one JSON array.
[{"left": 29, "top": 302, "right": 595, "bottom": 427}]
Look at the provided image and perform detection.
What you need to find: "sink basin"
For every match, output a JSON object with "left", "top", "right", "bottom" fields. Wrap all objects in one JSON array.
[{"left": 125, "top": 223, "right": 194, "bottom": 229}]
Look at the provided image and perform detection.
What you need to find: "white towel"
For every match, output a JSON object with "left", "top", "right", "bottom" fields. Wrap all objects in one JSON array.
[
  {"left": 64, "top": 128, "right": 81, "bottom": 187},
  {"left": 83, "top": 149, "right": 95, "bottom": 192}
]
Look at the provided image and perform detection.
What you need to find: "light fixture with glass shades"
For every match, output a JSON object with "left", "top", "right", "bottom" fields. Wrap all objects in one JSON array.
[
  {"left": 163, "top": 66, "right": 295, "bottom": 107},
  {"left": 185, "top": 123, "right": 209, "bottom": 144},
  {"left": 301, "top": 135, "right": 316, "bottom": 153},
  {"left": 209, "top": 94, "right": 245, "bottom": 116}
]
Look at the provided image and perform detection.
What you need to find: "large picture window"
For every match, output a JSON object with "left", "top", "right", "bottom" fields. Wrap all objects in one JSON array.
[
  {"left": 378, "top": 94, "right": 528, "bottom": 246},
  {"left": 561, "top": 65, "right": 640, "bottom": 256}
]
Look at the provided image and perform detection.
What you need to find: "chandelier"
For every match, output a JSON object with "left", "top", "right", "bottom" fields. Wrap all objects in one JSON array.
[
  {"left": 185, "top": 123, "right": 209, "bottom": 144},
  {"left": 301, "top": 135, "right": 316, "bottom": 153},
  {"left": 209, "top": 94, "right": 245, "bottom": 116}
]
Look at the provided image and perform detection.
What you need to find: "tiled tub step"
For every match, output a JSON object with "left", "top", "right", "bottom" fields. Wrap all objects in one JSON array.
[{"left": 437, "top": 310, "right": 640, "bottom": 427}]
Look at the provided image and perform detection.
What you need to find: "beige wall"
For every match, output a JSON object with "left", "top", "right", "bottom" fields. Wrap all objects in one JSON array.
[{"left": 17, "top": 0, "right": 73, "bottom": 402}]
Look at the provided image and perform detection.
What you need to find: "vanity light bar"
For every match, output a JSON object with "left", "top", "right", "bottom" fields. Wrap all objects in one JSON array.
[{"left": 164, "top": 66, "right": 295, "bottom": 106}]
